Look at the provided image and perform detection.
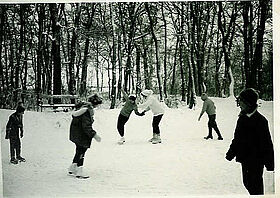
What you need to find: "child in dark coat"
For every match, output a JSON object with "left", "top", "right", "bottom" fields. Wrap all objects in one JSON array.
[
  {"left": 68, "top": 94, "right": 102, "bottom": 179},
  {"left": 5, "top": 105, "right": 26, "bottom": 164},
  {"left": 226, "top": 88, "right": 274, "bottom": 195},
  {"left": 117, "top": 89, "right": 145, "bottom": 144}
]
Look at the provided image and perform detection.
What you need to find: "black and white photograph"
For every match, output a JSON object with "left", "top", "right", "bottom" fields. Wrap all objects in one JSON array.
[{"left": 0, "top": 0, "right": 278, "bottom": 197}]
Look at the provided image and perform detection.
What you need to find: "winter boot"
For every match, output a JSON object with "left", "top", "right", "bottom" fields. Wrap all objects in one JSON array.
[
  {"left": 148, "top": 133, "right": 157, "bottom": 142},
  {"left": 76, "top": 166, "right": 89, "bottom": 179},
  {"left": 10, "top": 158, "right": 18, "bottom": 164},
  {"left": 152, "top": 134, "right": 162, "bottom": 144},
  {"left": 118, "top": 137, "right": 125, "bottom": 145},
  {"left": 68, "top": 163, "right": 78, "bottom": 175},
  {"left": 17, "top": 156, "right": 26, "bottom": 162},
  {"left": 217, "top": 136, "right": 223, "bottom": 140}
]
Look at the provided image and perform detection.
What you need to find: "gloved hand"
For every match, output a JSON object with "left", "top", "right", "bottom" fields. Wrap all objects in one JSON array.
[
  {"left": 5, "top": 129, "right": 10, "bottom": 139},
  {"left": 20, "top": 132, "right": 23, "bottom": 138},
  {"left": 265, "top": 162, "right": 274, "bottom": 172},
  {"left": 94, "top": 134, "right": 101, "bottom": 142},
  {"left": 225, "top": 155, "right": 233, "bottom": 161}
]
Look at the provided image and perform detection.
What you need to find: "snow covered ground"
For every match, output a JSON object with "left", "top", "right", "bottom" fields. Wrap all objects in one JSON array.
[{"left": 0, "top": 97, "right": 276, "bottom": 198}]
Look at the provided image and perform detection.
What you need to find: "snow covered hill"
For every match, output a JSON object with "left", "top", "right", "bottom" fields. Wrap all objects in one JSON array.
[{"left": 0, "top": 97, "right": 275, "bottom": 197}]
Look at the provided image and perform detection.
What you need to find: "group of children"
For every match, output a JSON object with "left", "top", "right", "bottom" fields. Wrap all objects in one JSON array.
[
  {"left": 5, "top": 88, "right": 274, "bottom": 195},
  {"left": 117, "top": 89, "right": 165, "bottom": 145}
]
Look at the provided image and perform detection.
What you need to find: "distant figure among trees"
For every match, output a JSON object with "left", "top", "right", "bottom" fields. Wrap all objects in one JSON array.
[
  {"left": 198, "top": 93, "right": 223, "bottom": 140},
  {"left": 5, "top": 105, "right": 26, "bottom": 164}
]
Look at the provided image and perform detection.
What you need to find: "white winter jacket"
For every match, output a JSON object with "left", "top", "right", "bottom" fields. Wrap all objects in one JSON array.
[{"left": 139, "top": 94, "right": 165, "bottom": 116}]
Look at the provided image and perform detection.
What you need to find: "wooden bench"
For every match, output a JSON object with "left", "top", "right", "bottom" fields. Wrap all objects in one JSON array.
[
  {"left": 39, "top": 103, "right": 76, "bottom": 112},
  {"left": 38, "top": 94, "right": 78, "bottom": 112}
]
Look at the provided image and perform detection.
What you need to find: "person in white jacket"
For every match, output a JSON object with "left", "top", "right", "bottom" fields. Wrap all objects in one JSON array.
[{"left": 138, "top": 90, "right": 165, "bottom": 144}]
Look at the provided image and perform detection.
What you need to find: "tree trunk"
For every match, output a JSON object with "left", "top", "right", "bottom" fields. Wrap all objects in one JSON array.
[
  {"left": 121, "top": 3, "right": 137, "bottom": 93},
  {"left": 161, "top": 3, "right": 168, "bottom": 98},
  {"left": 255, "top": 0, "right": 270, "bottom": 96},
  {"left": 0, "top": 6, "right": 5, "bottom": 93},
  {"left": 242, "top": 1, "right": 250, "bottom": 88},
  {"left": 135, "top": 45, "right": 141, "bottom": 95},
  {"left": 218, "top": 2, "right": 237, "bottom": 97},
  {"left": 36, "top": 4, "right": 44, "bottom": 105},
  {"left": 145, "top": 3, "right": 163, "bottom": 100},
  {"left": 96, "top": 41, "right": 100, "bottom": 92},
  {"left": 68, "top": 3, "right": 81, "bottom": 101},
  {"left": 110, "top": 4, "right": 117, "bottom": 109},
  {"left": 171, "top": 36, "right": 179, "bottom": 95},
  {"left": 117, "top": 33, "right": 123, "bottom": 100},
  {"left": 50, "top": 4, "right": 62, "bottom": 104},
  {"left": 80, "top": 4, "right": 95, "bottom": 97}
]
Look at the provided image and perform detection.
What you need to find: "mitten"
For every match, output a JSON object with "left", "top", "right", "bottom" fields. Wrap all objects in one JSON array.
[
  {"left": 225, "top": 154, "right": 233, "bottom": 161},
  {"left": 5, "top": 129, "right": 10, "bottom": 139},
  {"left": 93, "top": 134, "right": 101, "bottom": 142}
]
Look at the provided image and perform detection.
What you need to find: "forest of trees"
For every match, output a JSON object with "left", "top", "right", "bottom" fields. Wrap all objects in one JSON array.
[{"left": 0, "top": 1, "right": 273, "bottom": 110}]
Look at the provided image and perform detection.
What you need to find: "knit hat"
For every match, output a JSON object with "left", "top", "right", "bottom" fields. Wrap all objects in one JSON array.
[
  {"left": 128, "top": 94, "right": 136, "bottom": 101},
  {"left": 238, "top": 88, "right": 259, "bottom": 107},
  {"left": 141, "top": 90, "right": 153, "bottom": 97},
  {"left": 201, "top": 93, "right": 208, "bottom": 101},
  {"left": 88, "top": 94, "right": 102, "bottom": 105},
  {"left": 16, "top": 105, "right": 25, "bottom": 113}
]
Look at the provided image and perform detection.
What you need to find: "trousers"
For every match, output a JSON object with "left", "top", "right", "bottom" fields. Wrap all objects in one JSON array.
[
  {"left": 10, "top": 137, "right": 21, "bottom": 159},
  {"left": 72, "top": 144, "right": 88, "bottom": 167},
  {"left": 241, "top": 163, "right": 264, "bottom": 195},
  {"left": 117, "top": 114, "right": 129, "bottom": 137},
  {"left": 152, "top": 114, "right": 163, "bottom": 135},
  {"left": 207, "top": 114, "right": 222, "bottom": 138}
]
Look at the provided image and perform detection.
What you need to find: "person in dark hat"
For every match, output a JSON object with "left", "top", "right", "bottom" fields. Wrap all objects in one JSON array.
[
  {"left": 68, "top": 93, "right": 102, "bottom": 179},
  {"left": 225, "top": 88, "right": 274, "bottom": 195},
  {"left": 116, "top": 88, "right": 145, "bottom": 145},
  {"left": 5, "top": 105, "right": 26, "bottom": 164}
]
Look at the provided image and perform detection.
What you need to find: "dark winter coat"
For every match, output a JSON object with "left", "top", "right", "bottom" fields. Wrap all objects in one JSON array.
[
  {"left": 6, "top": 112, "right": 23, "bottom": 139},
  {"left": 69, "top": 109, "right": 96, "bottom": 148},
  {"left": 226, "top": 110, "right": 274, "bottom": 171}
]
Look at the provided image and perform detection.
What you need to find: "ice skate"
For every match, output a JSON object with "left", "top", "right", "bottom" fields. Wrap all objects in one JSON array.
[
  {"left": 204, "top": 136, "right": 213, "bottom": 140},
  {"left": 10, "top": 158, "right": 18, "bottom": 164},
  {"left": 217, "top": 136, "right": 223, "bottom": 140},
  {"left": 76, "top": 166, "right": 89, "bottom": 179},
  {"left": 17, "top": 156, "right": 26, "bottom": 162},
  {"left": 118, "top": 137, "right": 125, "bottom": 145},
  {"left": 68, "top": 163, "right": 78, "bottom": 175},
  {"left": 148, "top": 133, "right": 156, "bottom": 142},
  {"left": 152, "top": 134, "right": 161, "bottom": 144}
]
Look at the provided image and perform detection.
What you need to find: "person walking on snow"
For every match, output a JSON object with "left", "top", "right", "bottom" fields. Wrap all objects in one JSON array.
[
  {"left": 68, "top": 94, "right": 102, "bottom": 179},
  {"left": 117, "top": 88, "right": 145, "bottom": 145},
  {"left": 138, "top": 90, "right": 165, "bottom": 144},
  {"left": 198, "top": 93, "right": 223, "bottom": 140},
  {"left": 5, "top": 105, "right": 26, "bottom": 164},
  {"left": 225, "top": 88, "right": 274, "bottom": 195}
]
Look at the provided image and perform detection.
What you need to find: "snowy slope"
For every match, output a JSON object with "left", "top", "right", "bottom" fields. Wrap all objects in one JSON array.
[{"left": 0, "top": 97, "right": 275, "bottom": 198}]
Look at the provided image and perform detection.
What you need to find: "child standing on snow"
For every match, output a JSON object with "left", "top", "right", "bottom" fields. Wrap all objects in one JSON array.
[
  {"left": 138, "top": 90, "right": 165, "bottom": 144},
  {"left": 198, "top": 93, "right": 223, "bottom": 140},
  {"left": 225, "top": 88, "right": 274, "bottom": 195},
  {"left": 5, "top": 105, "right": 26, "bottom": 164},
  {"left": 68, "top": 94, "right": 102, "bottom": 179},
  {"left": 117, "top": 89, "right": 145, "bottom": 145}
]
